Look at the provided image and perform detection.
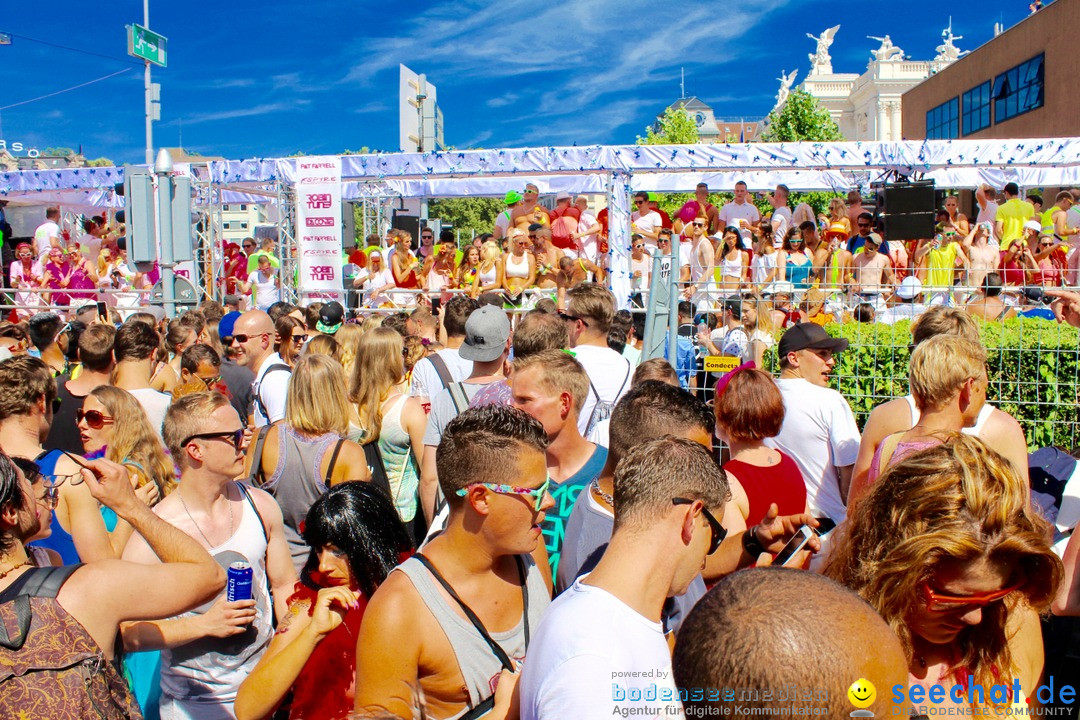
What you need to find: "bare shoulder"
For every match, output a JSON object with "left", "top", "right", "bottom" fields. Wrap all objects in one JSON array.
[
  {"left": 365, "top": 568, "right": 424, "bottom": 624},
  {"left": 985, "top": 407, "right": 1026, "bottom": 440},
  {"left": 864, "top": 397, "right": 909, "bottom": 437},
  {"left": 244, "top": 484, "right": 285, "bottom": 520}
]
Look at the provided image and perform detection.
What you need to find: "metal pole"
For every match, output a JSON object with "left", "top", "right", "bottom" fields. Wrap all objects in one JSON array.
[
  {"left": 143, "top": 0, "right": 152, "bottom": 165},
  {"left": 667, "top": 235, "right": 681, "bottom": 365},
  {"left": 154, "top": 152, "right": 176, "bottom": 318}
]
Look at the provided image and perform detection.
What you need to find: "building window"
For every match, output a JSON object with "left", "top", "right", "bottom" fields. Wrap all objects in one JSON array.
[
  {"left": 926, "top": 97, "right": 959, "bottom": 139},
  {"left": 240, "top": 204, "right": 247, "bottom": 211},
  {"left": 993, "top": 54, "right": 1044, "bottom": 123},
  {"left": 240, "top": 222, "right": 249, "bottom": 229},
  {"left": 962, "top": 82, "right": 991, "bottom": 135},
  {"left": 223, "top": 222, "right": 231, "bottom": 230},
  {"left": 223, "top": 204, "right": 230, "bottom": 212}
]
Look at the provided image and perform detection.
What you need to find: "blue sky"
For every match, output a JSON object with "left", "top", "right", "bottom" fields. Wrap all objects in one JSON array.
[{"left": 0, "top": 1, "right": 1032, "bottom": 164}]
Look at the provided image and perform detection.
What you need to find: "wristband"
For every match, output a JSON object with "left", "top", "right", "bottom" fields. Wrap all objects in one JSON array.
[{"left": 742, "top": 525, "right": 766, "bottom": 557}]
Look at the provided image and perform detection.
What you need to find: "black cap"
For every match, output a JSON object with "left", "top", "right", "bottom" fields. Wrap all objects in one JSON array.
[
  {"left": 316, "top": 301, "right": 345, "bottom": 334},
  {"left": 777, "top": 322, "right": 849, "bottom": 359}
]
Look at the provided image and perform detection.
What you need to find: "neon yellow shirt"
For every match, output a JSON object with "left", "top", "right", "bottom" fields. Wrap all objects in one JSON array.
[
  {"left": 996, "top": 198, "right": 1034, "bottom": 250},
  {"left": 925, "top": 242, "right": 959, "bottom": 291}
]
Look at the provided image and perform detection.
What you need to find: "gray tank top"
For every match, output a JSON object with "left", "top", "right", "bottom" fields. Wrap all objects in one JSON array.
[
  {"left": 263, "top": 426, "right": 340, "bottom": 572},
  {"left": 397, "top": 554, "right": 550, "bottom": 716}
]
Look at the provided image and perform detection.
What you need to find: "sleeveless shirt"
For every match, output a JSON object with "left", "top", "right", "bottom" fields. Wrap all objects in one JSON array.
[
  {"left": 904, "top": 394, "right": 993, "bottom": 436},
  {"left": 396, "top": 554, "right": 550, "bottom": 717}
]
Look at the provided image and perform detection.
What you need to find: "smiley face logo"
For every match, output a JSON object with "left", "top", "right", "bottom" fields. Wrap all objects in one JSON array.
[{"left": 847, "top": 678, "right": 876, "bottom": 709}]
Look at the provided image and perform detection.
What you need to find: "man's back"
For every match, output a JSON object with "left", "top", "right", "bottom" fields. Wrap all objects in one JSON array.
[
  {"left": 765, "top": 378, "right": 860, "bottom": 523},
  {"left": 409, "top": 347, "right": 472, "bottom": 403},
  {"left": 571, "top": 345, "right": 632, "bottom": 438}
]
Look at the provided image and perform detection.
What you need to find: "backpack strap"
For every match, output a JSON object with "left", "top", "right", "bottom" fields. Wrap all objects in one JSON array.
[
  {"left": 254, "top": 363, "right": 291, "bottom": 422},
  {"left": 427, "top": 353, "right": 454, "bottom": 392},
  {"left": 0, "top": 565, "right": 82, "bottom": 651},
  {"left": 246, "top": 423, "right": 273, "bottom": 487},
  {"left": 324, "top": 438, "right": 345, "bottom": 487},
  {"left": 447, "top": 382, "right": 470, "bottom": 415}
]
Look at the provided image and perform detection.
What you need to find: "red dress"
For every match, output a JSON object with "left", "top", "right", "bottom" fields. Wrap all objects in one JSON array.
[
  {"left": 282, "top": 582, "right": 366, "bottom": 719},
  {"left": 724, "top": 452, "right": 806, "bottom": 526}
]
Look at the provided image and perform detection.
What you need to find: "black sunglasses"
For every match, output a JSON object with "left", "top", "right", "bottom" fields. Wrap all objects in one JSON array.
[
  {"left": 181, "top": 429, "right": 245, "bottom": 451},
  {"left": 673, "top": 497, "right": 727, "bottom": 554},
  {"left": 231, "top": 332, "right": 269, "bottom": 344},
  {"left": 558, "top": 311, "right": 589, "bottom": 328}
]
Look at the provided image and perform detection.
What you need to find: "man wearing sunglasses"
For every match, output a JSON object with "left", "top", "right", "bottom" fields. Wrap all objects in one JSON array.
[
  {"left": 122, "top": 391, "right": 296, "bottom": 720},
  {"left": 520, "top": 437, "right": 729, "bottom": 719},
  {"left": 630, "top": 191, "right": 662, "bottom": 244},
  {"left": 0, "top": 452, "right": 227, "bottom": 720},
  {"left": 356, "top": 405, "right": 554, "bottom": 719},
  {"left": 231, "top": 309, "right": 291, "bottom": 428},
  {"left": 178, "top": 344, "right": 226, "bottom": 398},
  {"left": 682, "top": 214, "right": 716, "bottom": 306}
]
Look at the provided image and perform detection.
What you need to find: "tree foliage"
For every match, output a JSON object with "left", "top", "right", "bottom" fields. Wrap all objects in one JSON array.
[
  {"left": 87, "top": 157, "right": 113, "bottom": 167},
  {"left": 428, "top": 197, "right": 504, "bottom": 237},
  {"left": 636, "top": 106, "right": 701, "bottom": 146},
  {"left": 761, "top": 89, "right": 843, "bottom": 143}
]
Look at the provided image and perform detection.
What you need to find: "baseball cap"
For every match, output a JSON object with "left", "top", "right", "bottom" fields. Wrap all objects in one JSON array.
[
  {"left": 218, "top": 311, "right": 242, "bottom": 339},
  {"left": 864, "top": 232, "right": 883, "bottom": 246},
  {"left": 316, "top": 301, "right": 345, "bottom": 334},
  {"left": 762, "top": 281, "right": 795, "bottom": 297},
  {"left": 459, "top": 305, "right": 511, "bottom": 362},
  {"left": 777, "top": 322, "right": 849, "bottom": 359},
  {"left": 505, "top": 190, "right": 523, "bottom": 205},
  {"left": 555, "top": 191, "right": 572, "bottom": 201},
  {"left": 896, "top": 276, "right": 923, "bottom": 300},
  {"left": 1023, "top": 219, "right": 1043, "bottom": 233}
]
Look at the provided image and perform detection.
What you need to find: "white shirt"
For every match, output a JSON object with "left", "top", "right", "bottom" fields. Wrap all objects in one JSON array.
[
  {"left": 877, "top": 303, "right": 928, "bottom": 325},
  {"left": 247, "top": 270, "right": 280, "bottom": 309},
  {"left": 718, "top": 200, "right": 761, "bottom": 243},
  {"left": 977, "top": 200, "right": 999, "bottom": 225},
  {"left": 571, "top": 344, "right": 633, "bottom": 440},
  {"left": 655, "top": 244, "right": 691, "bottom": 286},
  {"left": 771, "top": 206, "right": 792, "bottom": 247},
  {"left": 750, "top": 250, "right": 777, "bottom": 286},
  {"left": 34, "top": 221, "right": 61, "bottom": 258},
  {"left": 408, "top": 347, "right": 472, "bottom": 401},
  {"left": 630, "top": 254, "right": 652, "bottom": 293},
  {"left": 764, "top": 377, "right": 860, "bottom": 523},
  {"left": 631, "top": 210, "right": 662, "bottom": 241},
  {"left": 128, "top": 388, "right": 171, "bottom": 438},
  {"left": 252, "top": 352, "right": 291, "bottom": 427},
  {"left": 568, "top": 210, "right": 599, "bottom": 261},
  {"left": 494, "top": 208, "right": 512, "bottom": 237},
  {"left": 520, "top": 578, "right": 683, "bottom": 720}
]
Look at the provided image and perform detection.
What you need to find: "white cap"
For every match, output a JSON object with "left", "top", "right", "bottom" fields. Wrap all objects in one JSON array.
[
  {"left": 896, "top": 276, "right": 923, "bottom": 300},
  {"left": 1024, "top": 219, "right": 1043, "bottom": 233}
]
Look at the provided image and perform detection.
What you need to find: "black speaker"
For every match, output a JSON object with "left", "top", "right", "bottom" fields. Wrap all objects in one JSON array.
[
  {"left": 391, "top": 214, "right": 421, "bottom": 248},
  {"left": 882, "top": 180, "right": 936, "bottom": 241}
]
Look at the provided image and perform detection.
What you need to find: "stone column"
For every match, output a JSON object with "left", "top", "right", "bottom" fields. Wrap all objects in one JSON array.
[
  {"left": 878, "top": 101, "right": 889, "bottom": 142},
  {"left": 891, "top": 102, "right": 903, "bottom": 140}
]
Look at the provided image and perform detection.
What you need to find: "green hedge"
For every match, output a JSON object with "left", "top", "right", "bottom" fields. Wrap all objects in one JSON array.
[{"left": 767, "top": 318, "right": 1080, "bottom": 450}]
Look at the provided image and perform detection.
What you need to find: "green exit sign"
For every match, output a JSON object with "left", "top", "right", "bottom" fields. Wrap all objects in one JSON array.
[{"left": 127, "top": 23, "right": 167, "bottom": 67}]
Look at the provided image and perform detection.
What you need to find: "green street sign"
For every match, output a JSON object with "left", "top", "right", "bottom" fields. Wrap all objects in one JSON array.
[{"left": 127, "top": 23, "right": 167, "bottom": 67}]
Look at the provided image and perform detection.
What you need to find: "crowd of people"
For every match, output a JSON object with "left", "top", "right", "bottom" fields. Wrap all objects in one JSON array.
[
  {"left": 0, "top": 279, "right": 1078, "bottom": 720},
  {"left": 0, "top": 181, "right": 1079, "bottom": 720}
]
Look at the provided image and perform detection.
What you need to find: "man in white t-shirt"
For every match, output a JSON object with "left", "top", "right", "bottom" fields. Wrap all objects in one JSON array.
[
  {"left": 33, "top": 206, "right": 63, "bottom": 259},
  {"left": 764, "top": 323, "right": 860, "bottom": 524},
  {"left": 408, "top": 295, "right": 479, "bottom": 410},
  {"left": 976, "top": 184, "right": 1000, "bottom": 226},
  {"left": 567, "top": 196, "right": 601, "bottom": 261},
  {"left": 653, "top": 229, "right": 690, "bottom": 292},
  {"left": 112, "top": 321, "right": 172, "bottom": 436},
  {"left": 231, "top": 310, "right": 291, "bottom": 427},
  {"left": 769, "top": 184, "right": 792, "bottom": 248},
  {"left": 240, "top": 255, "right": 281, "bottom": 311},
  {"left": 718, "top": 180, "right": 761, "bottom": 245},
  {"left": 561, "top": 284, "right": 632, "bottom": 441},
  {"left": 520, "top": 436, "right": 730, "bottom": 720},
  {"left": 493, "top": 190, "right": 521, "bottom": 241},
  {"left": 630, "top": 191, "right": 662, "bottom": 244}
]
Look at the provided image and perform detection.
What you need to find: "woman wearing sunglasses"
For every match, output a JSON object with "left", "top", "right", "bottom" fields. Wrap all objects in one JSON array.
[
  {"left": 825, "top": 435, "right": 1061, "bottom": 715},
  {"left": 77, "top": 386, "right": 174, "bottom": 546},
  {"left": 274, "top": 314, "right": 307, "bottom": 367}
]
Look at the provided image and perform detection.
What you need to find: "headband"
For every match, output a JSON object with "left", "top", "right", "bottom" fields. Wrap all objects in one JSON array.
[{"left": 714, "top": 361, "right": 756, "bottom": 400}]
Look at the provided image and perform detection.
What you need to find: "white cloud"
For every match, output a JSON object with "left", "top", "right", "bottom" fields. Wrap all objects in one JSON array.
[
  {"left": 183, "top": 101, "right": 311, "bottom": 125},
  {"left": 352, "top": 100, "right": 390, "bottom": 115}
]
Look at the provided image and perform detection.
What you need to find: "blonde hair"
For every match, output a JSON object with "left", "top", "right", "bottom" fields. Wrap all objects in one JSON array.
[
  {"left": 911, "top": 306, "right": 980, "bottom": 345},
  {"left": 909, "top": 335, "right": 987, "bottom": 411},
  {"left": 824, "top": 436, "right": 1061, "bottom": 700},
  {"left": 163, "top": 391, "right": 231, "bottom": 468},
  {"left": 305, "top": 334, "right": 341, "bottom": 362},
  {"left": 480, "top": 240, "right": 502, "bottom": 270},
  {"left": 512, "top": 349, "right": 589, "bottom": 414},
  {"left": 89, "top": 386, "right": 176, "bottom": 495},
  {"left": 350, "top": 327, "right": 404, "bottom": 444},
  {"left": 829, "top": 197, "right": 848, "bottom": 218},
  {"left": 285, "top": 354, "right": 349, "bottom": 437},
  {"left": 335, "top": 323, "right": 363, "bottom": 379},
  {"left": 402, "top": 335, "right": 427, "bottom": 375}
]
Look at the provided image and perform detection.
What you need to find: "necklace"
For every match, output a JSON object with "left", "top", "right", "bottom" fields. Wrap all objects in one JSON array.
[
  {"left": 591, "top": 478, "right": 614, "bottom": 507},
  {"left": 0, "top": 560, "right": 31, "bottom": 581},
  {"left": 177, "top": 484, "right": 234, "bottom": 548}
]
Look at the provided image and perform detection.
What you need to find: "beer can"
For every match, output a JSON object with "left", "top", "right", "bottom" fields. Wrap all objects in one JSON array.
[{"left": 226, "top": 561, "right": 253, "bottom": 602}]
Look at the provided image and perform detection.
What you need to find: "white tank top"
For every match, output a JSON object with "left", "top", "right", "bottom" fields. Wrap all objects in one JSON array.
[
  {"left": 904, "top": 394, "right": 993, "bottom": 436},
  {"left": 505, "top": 253, "right": 529, "bottom": 279},
  {"left": 719, "top": 253, "right": 743, "bottom": 278},
  {"left": 159, "top": 484, "right": 273, "bottom": 712},
  {"left": 478, "top": 263, "right": 498, "bottom": 286}
]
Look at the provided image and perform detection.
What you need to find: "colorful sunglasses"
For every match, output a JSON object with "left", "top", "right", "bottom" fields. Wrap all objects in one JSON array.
[
  {"left": 455, "top": 477, "right": 551, "bottom": 511},
  {"left": 919, "top": 580, "right": 1023, "bottom": 612}
]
